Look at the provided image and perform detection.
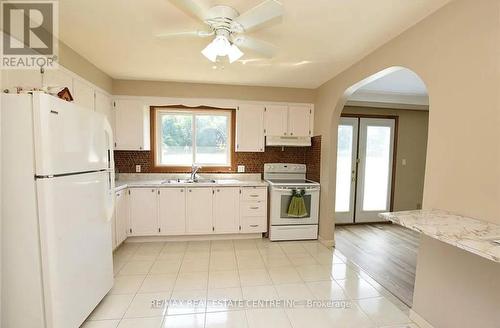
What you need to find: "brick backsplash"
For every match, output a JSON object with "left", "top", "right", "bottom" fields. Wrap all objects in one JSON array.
[
  {"left": 115, "top": 135, "right": 321, "bottom": 181},
  {"left": 306, "top": 136, "right": 321, "bottom": 182}
]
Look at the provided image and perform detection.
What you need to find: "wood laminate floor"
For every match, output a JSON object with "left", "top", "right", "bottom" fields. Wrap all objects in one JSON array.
[{"left": 334, "top": 223, "right": 420, "bottom": 307}]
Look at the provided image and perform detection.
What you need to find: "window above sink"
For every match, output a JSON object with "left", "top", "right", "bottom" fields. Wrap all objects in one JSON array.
[{"left": 150, "top": 105, "right": 236, "bottom": 173}]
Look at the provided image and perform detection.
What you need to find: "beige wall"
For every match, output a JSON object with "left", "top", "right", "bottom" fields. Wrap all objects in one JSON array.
[
  {"left": 342, "top": 106, "right": 428, "bottom": 212},
  {"left": 314, "top": 1, "right": 500, "bottom": 326},
  {"left": 315, "top": 0, "right": 500, "bottom": 240},
  {"left": 59, "top": 41, "right": 113, "bottom": 93},
  {"left": 112, "top": 79, "right": 315, "bottom": 103}
]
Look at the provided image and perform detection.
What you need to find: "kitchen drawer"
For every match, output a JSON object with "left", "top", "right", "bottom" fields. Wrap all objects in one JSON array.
[
  {"left": 240, "top": 202, "right": 266, "bottom": 217},
  {"left": 241, "top": 216, "right": 267, "bottom": 233},
  {"left": 240, "top": 187, "right": 267, "bottom": 202}
]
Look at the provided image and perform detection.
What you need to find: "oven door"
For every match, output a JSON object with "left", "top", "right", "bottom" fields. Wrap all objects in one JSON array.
[{"left": 270, "top": 187, "right": 319, "bottom": 225}]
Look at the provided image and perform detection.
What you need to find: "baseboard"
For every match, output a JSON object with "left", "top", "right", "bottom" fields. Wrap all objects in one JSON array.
[
  {"left": 409, "top": 309, "right": 434, "bottom": 328},
  {"left": 124, "top": 233, "right": 263, "bottom": 243},
  {"left": 318, "top": 235, "right": 335, "bottom": 247}
]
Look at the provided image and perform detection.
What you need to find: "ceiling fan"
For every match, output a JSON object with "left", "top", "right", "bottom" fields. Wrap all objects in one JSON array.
[{"left": 157, "top": 0, "right": 284, "bottom": 63}]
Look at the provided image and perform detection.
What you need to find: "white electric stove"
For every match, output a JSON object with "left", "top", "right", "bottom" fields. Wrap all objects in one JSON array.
[{"left": 264, "top": 163, "right": 320, "bottom": 241}]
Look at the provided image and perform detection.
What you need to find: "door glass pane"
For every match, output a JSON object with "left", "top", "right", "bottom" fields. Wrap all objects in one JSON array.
[
  {"left": 363, "top": 126, "right": 391, "bottom": 211},
  {"left": 159, "top": 114, "right": 193, "bottom": 165},
  {"left": 195, "top": 114, "right": 229, "bottom": 165},
  {"left": 335, "top": 125, "right": 353, "bottom": 212}
]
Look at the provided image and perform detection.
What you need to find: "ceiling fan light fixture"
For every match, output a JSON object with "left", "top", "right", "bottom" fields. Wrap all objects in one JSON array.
[
  {"left": 201, "top": 38, "right": 219, "bottom": 62},
  {"left": 228, "top": 44, "right": 244, "bottom": 63},
  {"left": 201, "top": 35, "right": 244, "bottom": 63}
]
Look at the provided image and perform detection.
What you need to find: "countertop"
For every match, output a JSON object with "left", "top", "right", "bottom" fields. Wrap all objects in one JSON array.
[
  {"left": 114, "top": 179, "right": 268, "bottom": 192},
  {"left": 379, "top": 209, "right": 500, "bottom": 263}
]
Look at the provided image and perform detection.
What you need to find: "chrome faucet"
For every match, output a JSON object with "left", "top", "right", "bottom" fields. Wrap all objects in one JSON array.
[{"left": 190, "top": 164, "right": 202, "bottom": 181}]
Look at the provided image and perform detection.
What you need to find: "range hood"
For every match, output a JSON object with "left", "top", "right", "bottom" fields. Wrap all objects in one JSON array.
[{"left": 266, "top": 136, "right": 311, "bottom": 147}]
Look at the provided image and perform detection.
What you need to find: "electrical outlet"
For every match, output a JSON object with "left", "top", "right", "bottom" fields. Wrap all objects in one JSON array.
[
  {"left": 237, "top": 165, "right": 245, "bottom": 173},
  {"left": 135, "top": 165, "right": 141, "bottom": 173}
]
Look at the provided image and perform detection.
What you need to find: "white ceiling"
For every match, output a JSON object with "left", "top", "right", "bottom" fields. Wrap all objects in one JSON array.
[
  {"left": 59, "top": 0, "right": 451, "bottom": 88},
  {"left": 356, "top": 68, "right": 428, "bottom": 95},
  {"left": 348, "top": 68, "right": 429, "bottom": 109}
]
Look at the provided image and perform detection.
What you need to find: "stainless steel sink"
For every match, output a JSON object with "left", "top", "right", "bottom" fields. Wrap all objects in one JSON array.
[{"left": 161, "top": 178, "right": 216, "bottom": 184}]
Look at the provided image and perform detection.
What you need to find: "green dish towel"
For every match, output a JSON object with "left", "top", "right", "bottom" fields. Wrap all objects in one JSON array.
[{"left": 287, "top": 189, "right": 308, "bottom": 217}]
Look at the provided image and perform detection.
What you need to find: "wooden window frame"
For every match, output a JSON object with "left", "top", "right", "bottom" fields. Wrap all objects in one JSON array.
[{"left": 150, "top": 105, "right": 236, "bottom": 173}]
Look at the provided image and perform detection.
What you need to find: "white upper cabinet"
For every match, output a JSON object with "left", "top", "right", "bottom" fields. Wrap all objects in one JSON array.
[
  {"left": 128, "top": 188, "right": 158, "bottom": 236},
  {"left": 114, "top": 99, "right": 148, "bottom": 150},
  {"left": 265, "top": 105, "right": 288, "bottom": 136},
  {"left": 73, "top": 79, "right": 95, "bottom": 111},
  {"left": 263, "top": 104, "right": 313, "bottom": 137},
  {"left": 288, "top": 105, "right": 312, "bottom": 137},
  {"left": 236, "top": 104, "right": 265, "bottom": 152},
  {"left": 95, "top": 91, "right": 114, "bottom": 134},
  {"left": 159, "top": 188, "right": 186, "bottom": 235},
  {"left": 186, "top": 188, "right": 213, "bottom": 234},
  {"left": 213, "top": 187, "right": 240, "bottom": 234},
  {"left": 43, "top": 69, "right": 73, "bottom": 94}
]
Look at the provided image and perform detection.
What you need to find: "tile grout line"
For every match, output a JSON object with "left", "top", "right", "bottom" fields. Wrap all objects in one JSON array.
[{"left": 160, "top": 241, "right": 187, "bottom": 326}]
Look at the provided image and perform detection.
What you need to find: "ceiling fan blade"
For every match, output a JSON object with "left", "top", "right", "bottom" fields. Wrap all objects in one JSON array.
[
  {"left": 156, "top": 30, "right": 213, "bottom": 39},
  {"left": 168, "top": 0, "right": 211, "bottom": 21},
  {"left": 233, "top": 35, "right": 277, "bottom": 58},
  {"left": 233, "top": 0, "right": 283, "bottom": 32}
]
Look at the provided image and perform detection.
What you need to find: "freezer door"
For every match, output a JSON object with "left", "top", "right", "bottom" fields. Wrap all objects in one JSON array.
[
  {"left": 33, "top": 92, "right": 109, "bottom": 176},
  {"left": 36, "top": 171, "right": 114, "bottom": 328}
]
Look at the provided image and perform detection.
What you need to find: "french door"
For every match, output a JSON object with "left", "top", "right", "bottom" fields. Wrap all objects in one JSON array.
[{"left": 335, "top": 116, "right": 396, "bottom": 224}]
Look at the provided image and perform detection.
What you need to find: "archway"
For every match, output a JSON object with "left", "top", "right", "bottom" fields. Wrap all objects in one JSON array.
[{"left": 329, "top": 66, "right": 429, "bottom": 306}]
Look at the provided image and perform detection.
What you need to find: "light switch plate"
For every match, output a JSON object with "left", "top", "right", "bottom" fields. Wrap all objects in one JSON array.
[
  {"left": 237, "top": 165, "right": 245, "bottom": 173},
  {"left": 135, "top": 165, "right": 141, "bottom": 173}
]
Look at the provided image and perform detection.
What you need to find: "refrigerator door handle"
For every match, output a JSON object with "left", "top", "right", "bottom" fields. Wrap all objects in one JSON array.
[
  {"left": 104, "top": 171, "right": 115, "bottom": 222},
  {"left": 103, "top": 118, "right": 114, "bottom": 170},
  {"left": 103, "top": 119, "right": 115, "bottom": 221}
]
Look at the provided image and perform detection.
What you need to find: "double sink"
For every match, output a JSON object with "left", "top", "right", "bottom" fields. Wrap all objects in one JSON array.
[{"left": 161, "top": 178, "right": 216, "bottom": 184}]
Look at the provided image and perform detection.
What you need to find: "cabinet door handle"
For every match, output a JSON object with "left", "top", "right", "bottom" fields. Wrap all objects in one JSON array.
[
  {"left": 188, "top": 189, "right": 192, "bottom": 192},
  {"left": 250, "top": 206, "right": 259, "bottom": 210},
  {"left": 249, "top": 194, "right": 259, "bottom": 197},
  {"left": 180, "top": 189, "right": 184, "bottom": 192},
  {"left": 250, "top": 224, "right": 259, "bottom": 227}
]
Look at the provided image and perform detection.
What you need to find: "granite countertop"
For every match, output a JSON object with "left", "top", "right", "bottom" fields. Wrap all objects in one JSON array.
[
  {"left": 115, "top": 179, "right": 268, "bottom": 192},
  {"left": 379, "top": 209, "right": 500, "bottom": 263}
]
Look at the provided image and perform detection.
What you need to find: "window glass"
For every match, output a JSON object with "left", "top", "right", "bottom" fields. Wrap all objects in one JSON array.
[{"left": 156, "top": 109, "right": 231, "bottom": 167}]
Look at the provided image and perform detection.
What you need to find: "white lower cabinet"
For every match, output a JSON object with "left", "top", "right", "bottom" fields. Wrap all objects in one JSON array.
[
  {"left": 240, "top": 187, "right": 268, "bottom": 233},
  {"left": 159, "top": 188, "right": 186, "bottom": 235},
  {"left": 186, "top": 188, "right": 214, "bottom": 234},
  {"left": 214, "top": 187, "right": 240, "bottom": 233},
  {"left": 128, "top": 188, "right": 159, "bottom": 236},
  {"left": 115, "top": 189, "right": 129, "bottom": 245},
  {"left": 117, "top": 186, "right": 267, "bottom": 240}
]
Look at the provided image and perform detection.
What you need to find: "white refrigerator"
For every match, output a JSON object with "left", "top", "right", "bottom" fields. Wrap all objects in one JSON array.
[{"left": 1, "top": 92, "right": 115, "bottom": 328}]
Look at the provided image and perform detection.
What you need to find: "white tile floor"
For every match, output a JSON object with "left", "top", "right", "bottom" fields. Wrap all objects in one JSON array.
[{"left": 82, "top": 239, "right": 420, "bottom": 328}]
